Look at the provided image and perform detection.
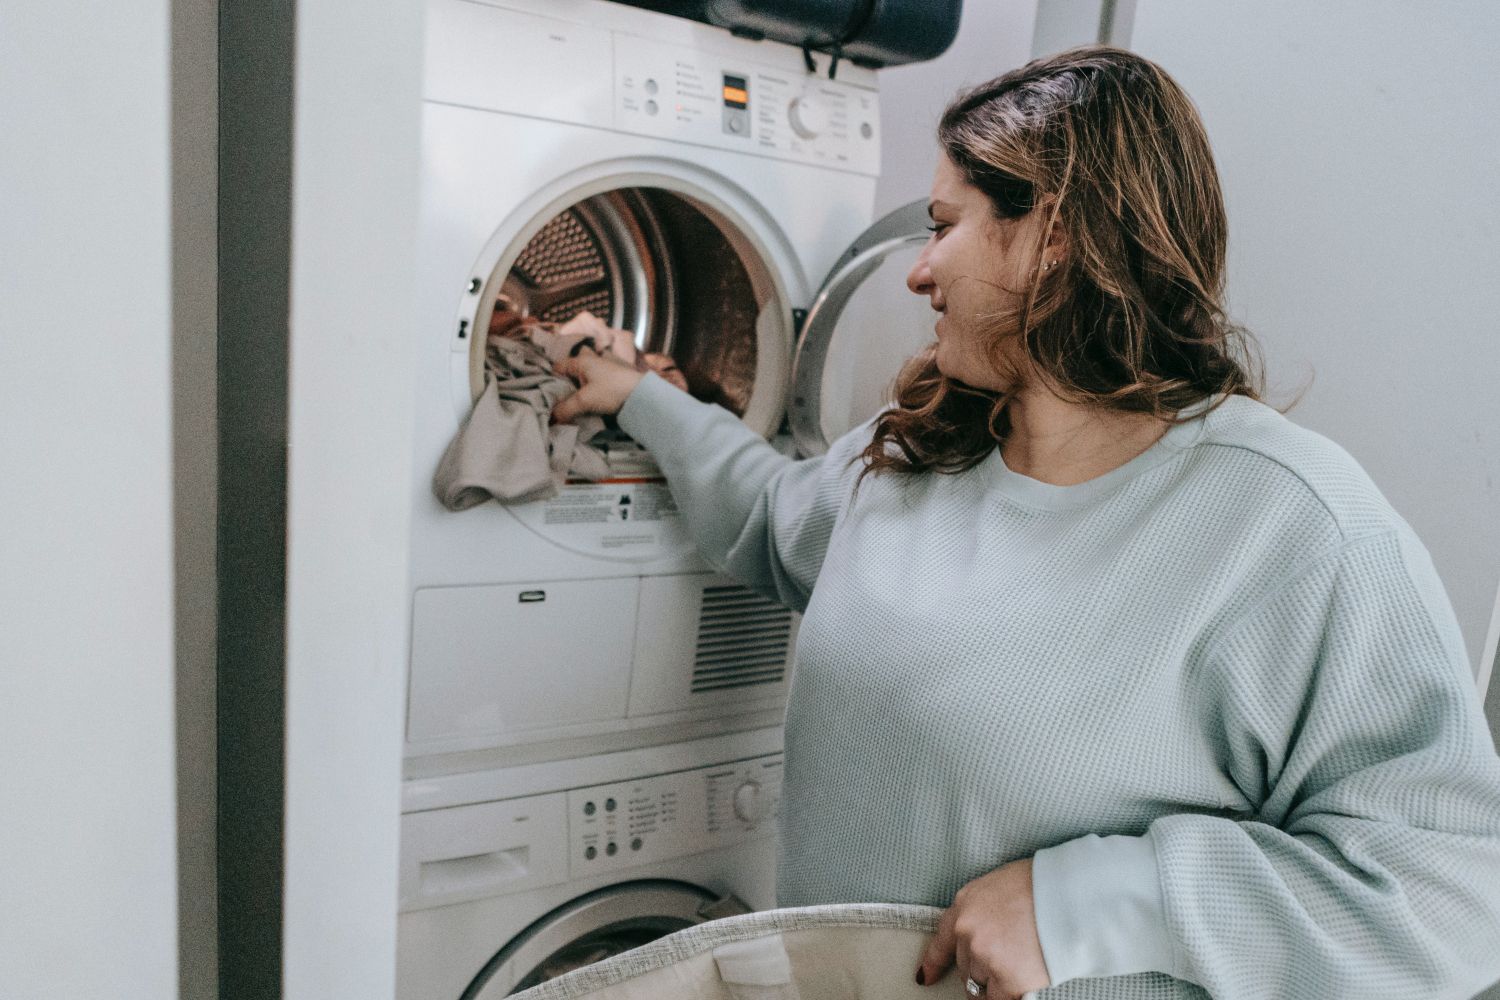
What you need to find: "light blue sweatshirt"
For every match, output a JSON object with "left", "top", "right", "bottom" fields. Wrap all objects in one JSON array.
[{"left": 617, "top": 373, "right": 1500, "bottom": 999}]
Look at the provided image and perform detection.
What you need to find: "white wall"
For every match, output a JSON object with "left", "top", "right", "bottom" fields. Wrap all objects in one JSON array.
[
  {"left": 875, "top": 1, "right": 1041, "bottom": 216},
  {"left": 1031, "top": 0, "right": 1105, "bottom": 55},
  {"left": 0, "top": 3, "right": 179, "bottom": 998},
  {"left": 279, "top": 0, "right": 425, "bottom": 996},
  {"left": 1123, "top": 1, "right": 1500, "bottom": 674}
]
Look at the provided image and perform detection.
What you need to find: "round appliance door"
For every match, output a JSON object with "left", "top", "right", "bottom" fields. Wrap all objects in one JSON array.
[
  {"left": 788, "top": 200, "right": 937, "bottom": 456},
  {"left": 462, "top": 880, "right": 745, "bottom": 998},
  {"left": 456, "top": 177, "right": 796, "bottom": 562}
]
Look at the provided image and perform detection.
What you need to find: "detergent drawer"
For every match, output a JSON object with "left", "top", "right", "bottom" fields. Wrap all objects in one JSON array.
[{"left": 407, "top": 579, "right": 639, "bottom": 745}]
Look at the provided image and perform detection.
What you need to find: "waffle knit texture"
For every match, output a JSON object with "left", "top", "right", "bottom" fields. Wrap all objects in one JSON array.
[{"left": 618, "top": 373, "right": 1500, "bottom": 999}]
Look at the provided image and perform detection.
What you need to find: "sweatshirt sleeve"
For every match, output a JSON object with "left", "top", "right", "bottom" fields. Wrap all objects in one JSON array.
[
  {"left": 1031, "top": 529, "right": 1500, "bottom": 998},
  {"left": 616, "top": 373, "right": 863, "bottom": 612}
]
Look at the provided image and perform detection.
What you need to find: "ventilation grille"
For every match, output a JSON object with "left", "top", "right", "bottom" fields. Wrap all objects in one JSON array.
[{"left": 691, "top": 585, "right": 793, "bottom": 694}]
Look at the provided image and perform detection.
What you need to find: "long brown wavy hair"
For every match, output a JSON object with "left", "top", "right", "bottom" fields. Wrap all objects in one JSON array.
[{"left": 860, "top": 46, "right": 1263, "bottom": 478}]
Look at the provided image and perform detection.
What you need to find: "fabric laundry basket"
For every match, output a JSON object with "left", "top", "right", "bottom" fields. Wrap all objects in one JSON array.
[{"left": 508, "top": 903, "right": 1043, "bottom": 1000}]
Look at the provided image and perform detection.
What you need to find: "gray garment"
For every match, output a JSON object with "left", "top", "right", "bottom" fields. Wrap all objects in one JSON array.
[{"left": 433, "top": 334, "right": 609, "bottom": 510}]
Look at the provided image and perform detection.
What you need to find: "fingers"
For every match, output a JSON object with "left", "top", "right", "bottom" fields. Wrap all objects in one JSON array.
[
  {"left": 555, "top": 349, "right": 620, "bottom": 383},
  {"left": 551, "top": 351, "right": 640, "bottom": 424},
  {"left": 550, "top": 388, "right": 589, "bottom": 426},
  {"left": 916, "top": 906, "right": 958, "bottom": 988},
  {"left": 961, "top": 953, "right": 999, "bottom": 1000},
  {"left": 918, "top": 906, "right": 1002, "bottom": 1000}
]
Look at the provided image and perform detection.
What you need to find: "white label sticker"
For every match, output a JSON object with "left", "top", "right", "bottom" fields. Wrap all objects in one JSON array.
[{"left": 508, "top": 435, "right": 692, "bottom": 561}]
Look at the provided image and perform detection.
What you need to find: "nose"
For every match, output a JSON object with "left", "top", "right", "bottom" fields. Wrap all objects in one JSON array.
[{"left": 906, "top": 240, "right": 934, "bottom": 296}]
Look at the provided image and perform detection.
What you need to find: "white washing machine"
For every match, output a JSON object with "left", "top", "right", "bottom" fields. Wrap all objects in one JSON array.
[
  {"left": 398, "top": 728, "right": 783, "bottom": 999},
  {"left": 401, "top": 0, "right": 940, "bottom": 995}
]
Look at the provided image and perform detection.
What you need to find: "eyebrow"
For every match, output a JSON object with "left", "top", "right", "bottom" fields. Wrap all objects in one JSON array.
[{"left": 927, "top": 200, "right": 958, "bottom": 218}]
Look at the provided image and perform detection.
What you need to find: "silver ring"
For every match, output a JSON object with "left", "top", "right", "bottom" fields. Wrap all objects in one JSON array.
[{"left": 965, "top": 978, "right": 985, "bottom": 997}]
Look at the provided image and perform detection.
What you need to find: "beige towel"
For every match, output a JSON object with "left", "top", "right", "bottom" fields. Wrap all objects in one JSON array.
[{"left": 432, "top": 332, "right": 609, "bottom": 510}]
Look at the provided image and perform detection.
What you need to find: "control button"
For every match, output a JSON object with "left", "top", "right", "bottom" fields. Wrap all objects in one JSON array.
[
  {"left": 732, "top": 780, "right": 766, "bottom": 823},
  {"left": 727, "top": 116, "right": 744, "bottom": 134},
  {"left": 788, "top": 95, "right": 828, "bottom": 140},
  {"left": 583, "top": 801, "right": 596, "bottom": 816},
  {"left": 644, "top": 79, "right": 658, "bottom": 95},
  {"left": 631, "top": 837, "right": 643, "bottom": 851},
  {"left": 605, "top": 797, "right": 617, "bottom": 812},
  {"left": 860, "top": 121, "right": 873, "bottom": 139},
  {"left": 585, "top": 845, "right": 597, "bottom": 860},
  {"left": 645, "top": 100, "right": 658, "bottom": 116},
  {"left": 606, "top": 842, "right": 618, "bottom": 856}
]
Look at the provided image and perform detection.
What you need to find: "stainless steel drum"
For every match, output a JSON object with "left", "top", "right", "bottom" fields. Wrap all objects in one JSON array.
[
  {"left": 499, "top": 190, "right": 672, "bottom": 358},
  {"left": 484, "top": 187, "right": 769, "bottom": 419}
]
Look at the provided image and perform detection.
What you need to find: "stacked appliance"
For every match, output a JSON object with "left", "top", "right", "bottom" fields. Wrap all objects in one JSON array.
[{"left": 400, "top": 0, "right": 939, "bottom": 995}]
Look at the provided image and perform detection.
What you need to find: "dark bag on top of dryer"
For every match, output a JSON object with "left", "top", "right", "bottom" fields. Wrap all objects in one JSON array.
[{"left": 704, "top": 0, "right": 962, "bottom": 68}]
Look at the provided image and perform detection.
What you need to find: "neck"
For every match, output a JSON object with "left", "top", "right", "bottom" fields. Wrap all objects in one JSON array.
[{"left": 1001, "top": 383, "right": 1172, "bottom": 486}]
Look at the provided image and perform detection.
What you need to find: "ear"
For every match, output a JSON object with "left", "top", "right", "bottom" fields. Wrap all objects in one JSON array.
[{"left": 1034, "top": 196, "right": 1069, "bottom": 269}]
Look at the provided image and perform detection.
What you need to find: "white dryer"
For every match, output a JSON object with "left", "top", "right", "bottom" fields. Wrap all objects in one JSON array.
[
  {"left": 401, "top": 0, "right": 940, "bottom": 995},
  {"left": 406, "top": 0, "right": 890, "bottom": 767},
  {"left": 407, "top": 0, "right": 940, "bottom": 767}
]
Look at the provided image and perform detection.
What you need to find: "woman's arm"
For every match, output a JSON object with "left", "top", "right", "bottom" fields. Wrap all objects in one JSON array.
[
  {"left": 555, "top": 355, "right": 862, "bottom": 610},
  {"left": 1029, "top": 529, "right": 1500, "bottom": 998}
]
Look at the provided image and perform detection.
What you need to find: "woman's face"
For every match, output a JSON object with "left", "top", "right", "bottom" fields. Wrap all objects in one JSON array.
[{"left": 906, "top": 155, "right": 1046, "bottom": 392}]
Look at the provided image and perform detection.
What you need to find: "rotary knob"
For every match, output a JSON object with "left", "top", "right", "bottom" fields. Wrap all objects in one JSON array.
[
  {"left": 732, "top": 780, "right": 768, "bottom": 823},
  {"left": 787, "top": 95, "right": 828, "bottom": 140}
]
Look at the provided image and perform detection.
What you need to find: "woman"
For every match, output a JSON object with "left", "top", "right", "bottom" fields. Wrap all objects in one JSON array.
[{"left": 552, "top": 47, "right": 1500, "bottom": 1000}]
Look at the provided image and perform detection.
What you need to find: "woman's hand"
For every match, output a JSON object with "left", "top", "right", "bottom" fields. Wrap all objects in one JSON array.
[
  {"left": 552, "top": 351, "right": 646, "bottom": 424},
  {"left": 916, "top": 858, "right": 1050, "bottom": 999}
]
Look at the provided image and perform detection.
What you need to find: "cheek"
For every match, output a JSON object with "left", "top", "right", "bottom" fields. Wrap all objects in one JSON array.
[
  {"left": 928, "top": 242, "right": 962, "bottom": 289},
  {"left": 930, "top": 235, "right": 998, "bottom": 301}
]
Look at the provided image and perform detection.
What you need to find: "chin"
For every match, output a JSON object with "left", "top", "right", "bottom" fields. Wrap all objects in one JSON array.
[
  {"left": 934, "top": 341, "right": 980, "bottom": 386},
  {"left": 935, "top": 346, "right": 1010, "bottom": 394}
]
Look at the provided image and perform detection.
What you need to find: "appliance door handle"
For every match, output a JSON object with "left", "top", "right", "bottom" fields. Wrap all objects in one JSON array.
[{"left": 419, "top": 846, "right": 531, "bottom": 898}]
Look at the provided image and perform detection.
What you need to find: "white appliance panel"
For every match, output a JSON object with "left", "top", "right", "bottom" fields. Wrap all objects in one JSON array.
[
  {"left": 401, "top": 791, "right": 572, "bottom": 910},
  {"left": 424, "top": 5, "right": 615, "bottom": 126},
  {"left": 628, "top": 572, "right": 796, "bottom": 718},
  {"left": 612, "top": 34, "right": 880, "bottom": 175},
  {"left": 567, "top": 755, "right": 783, "bottom": 880},
  {"left": 407, "top": 578, "right": 640, "bottom": 744}
]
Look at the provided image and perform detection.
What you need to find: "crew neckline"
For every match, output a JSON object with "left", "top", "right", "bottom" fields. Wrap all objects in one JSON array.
[{"left": 983, "top": 397, "right": 1220, "bottom": 511}]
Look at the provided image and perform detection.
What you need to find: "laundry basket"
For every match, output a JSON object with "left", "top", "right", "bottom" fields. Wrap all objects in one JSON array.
[{"left": 507, "top": 903, "right": 949, "bottom": 1000}]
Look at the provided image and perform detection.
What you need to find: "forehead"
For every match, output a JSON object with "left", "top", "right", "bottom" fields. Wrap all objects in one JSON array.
[{"left": 930, "top": 155, "right": 983, "bottom": 207}]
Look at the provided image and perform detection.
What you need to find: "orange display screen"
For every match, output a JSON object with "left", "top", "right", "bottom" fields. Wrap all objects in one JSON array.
[{"left": 722, "top": 74, "right": 748, "bottom": 109}]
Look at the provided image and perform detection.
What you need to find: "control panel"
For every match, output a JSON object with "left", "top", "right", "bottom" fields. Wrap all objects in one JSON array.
[
  {"left": 614, "top": 35, "right": 879, "bottom": 175},
  {"left": 569, "top": 754, "right": 783, "bottom": 878},
  {"left": 425, "top": 3, "right": 879, "bottom": 176},
  {"left": 399, "top": 750, "right": 783, "bottom": 912}
]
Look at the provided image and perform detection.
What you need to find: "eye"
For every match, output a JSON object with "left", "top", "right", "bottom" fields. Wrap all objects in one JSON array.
[{"left": 926, "top": 223, "right": 950, "bottom": 236}]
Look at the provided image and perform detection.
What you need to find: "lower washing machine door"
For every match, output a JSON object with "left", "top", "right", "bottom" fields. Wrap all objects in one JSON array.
[
  {"left": 504, "top": 903, "right": 959, "bottom": 1000},
  {"left": 464, "top": 880, "right": 751, "bottom": 998}
]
